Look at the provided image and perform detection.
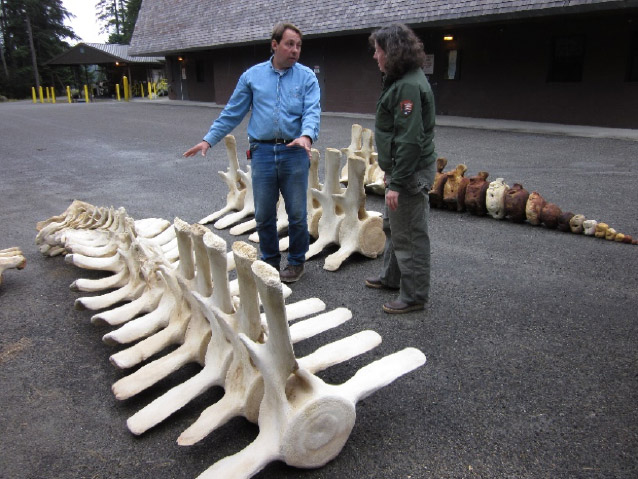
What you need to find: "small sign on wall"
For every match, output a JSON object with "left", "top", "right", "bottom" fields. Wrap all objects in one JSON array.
[
  {"left": 445, "top": 50, "right": 458, "bottom": 80},
  {"left": 424, "top": 54, "right": 434, "bottom": 74},
  {"left": 181, "top": 67, "right": 187, "bottom": 80},
  {"left": 314, "top": 66, "right": 320, "bottom": 74}
]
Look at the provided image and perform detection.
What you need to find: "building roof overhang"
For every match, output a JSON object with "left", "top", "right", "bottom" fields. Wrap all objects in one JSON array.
[{"left": 46, "top": 43, "right": 164, "bottom": 66}]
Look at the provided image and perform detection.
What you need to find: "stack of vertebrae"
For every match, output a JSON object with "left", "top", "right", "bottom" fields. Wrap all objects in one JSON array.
[
  {"left": 0, "top": 247, "right": 26, "bottom": 287},
  {"left": 201, "top": 134, "right": 386, "bottom": 270},
  {"left": 428, "top": 158, "right": 637, "bottom": 245},
  {"left": 339, "top": 124, "right": 385, "bottom": 194},
  {"left": 37, "top": 201, "right": 426, "bottom": 479}
]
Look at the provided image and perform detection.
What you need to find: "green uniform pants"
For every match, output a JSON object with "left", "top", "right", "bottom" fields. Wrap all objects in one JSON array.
[{"left": 380, "top": 187, "right": 431, "bottom": 304}]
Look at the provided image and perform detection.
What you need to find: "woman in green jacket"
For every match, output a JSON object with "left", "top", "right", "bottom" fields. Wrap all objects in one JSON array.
[{"left": 365, "top": 24, "right": 437, "bottom": 314}]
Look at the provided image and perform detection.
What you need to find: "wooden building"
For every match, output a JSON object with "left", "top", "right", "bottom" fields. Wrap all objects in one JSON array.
[{"left": 129, "top": 0, "right": 638, "bottom": 128}]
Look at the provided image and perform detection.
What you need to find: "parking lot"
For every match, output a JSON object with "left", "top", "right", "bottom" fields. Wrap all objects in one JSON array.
[{"left": 1, "top": 99, "right": 637, "bottom": 479}]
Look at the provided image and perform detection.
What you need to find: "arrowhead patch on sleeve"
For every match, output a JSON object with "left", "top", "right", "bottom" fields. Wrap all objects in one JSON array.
[{"left": 400, "top": 100, "right": 414, "bottom": 116}]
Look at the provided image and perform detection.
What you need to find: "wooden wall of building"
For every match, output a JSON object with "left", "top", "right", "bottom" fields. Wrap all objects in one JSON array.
[{"left": 169, "top": 10, "right": 638, "bottom": 128}]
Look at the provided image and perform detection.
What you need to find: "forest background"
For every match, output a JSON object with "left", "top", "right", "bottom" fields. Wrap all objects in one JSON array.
[{"left": 0, "top": 0, "right": 141, "bottom": 99}]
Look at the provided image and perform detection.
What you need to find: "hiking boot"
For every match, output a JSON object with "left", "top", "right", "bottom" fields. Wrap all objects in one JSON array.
[
  {"left": 280, "top": 264, "right": 304, "bottom": 283},
  {"left": 365, "top": 277, "right": 399, "bottom": 290},
  {"left": 382, "top": 300, "right": 425, "bottom": 314}
]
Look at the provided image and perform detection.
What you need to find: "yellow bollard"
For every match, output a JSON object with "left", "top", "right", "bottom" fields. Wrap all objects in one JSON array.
[
  {"left": 38, "top": 86, "right": 44, "bottom": 103},
  {"left": 84, "top": 84, "right": 90, "bottom": 103},
  {"left": 66, "top": 86, "right": 72, "bottom": 103},
  {"left": 123, "top": 76, "right": 129, "bottom": 101},
  {"left": 32, "top": 87, "right": 37, "bottom": 103},
  {"left": 51, "top": 87, "right": 56, "bottom": 104},
  {"left": 148, "top": 82, "right": 152, "bottom": 100},
  {"left": 116, "top": 84, "right": 121, "bottom": 101},
  {"left": 141, "top": 82, "right": 145, "bottom": 98},
  {"left": 45, "top": 87, "right": 50, "bottom": 103}
]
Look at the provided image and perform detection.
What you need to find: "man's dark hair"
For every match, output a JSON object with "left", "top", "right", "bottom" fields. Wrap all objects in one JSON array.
[
  {"left": 271, "top": 23, "right": 302, "bottom": 44},
  {"left": 369, "top": 24, "right": 426, "bottom": 81}
]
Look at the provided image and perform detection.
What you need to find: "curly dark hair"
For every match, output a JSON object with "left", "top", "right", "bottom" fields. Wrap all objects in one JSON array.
[{"left": 369, "top": 24, "right": 426, "bottom": 81}]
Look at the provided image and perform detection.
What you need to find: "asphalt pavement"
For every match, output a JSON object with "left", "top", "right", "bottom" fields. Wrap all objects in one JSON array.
[{"left": 1, "top": 98, "right": 637, "bottom": 479}]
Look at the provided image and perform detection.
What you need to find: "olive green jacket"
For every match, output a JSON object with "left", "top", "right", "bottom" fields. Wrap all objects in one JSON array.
[{"left": 375, "top": 68, "right": 437, "bottom": 193}]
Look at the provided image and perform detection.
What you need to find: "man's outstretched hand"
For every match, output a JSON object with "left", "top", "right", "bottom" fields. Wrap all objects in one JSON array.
[{"left": 183, "top": 141, "right": 211, "bottom": 157}]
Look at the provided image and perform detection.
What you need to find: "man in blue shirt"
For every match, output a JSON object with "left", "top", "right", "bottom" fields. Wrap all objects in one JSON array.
[{"left": 184, "top": 23, "right": 321, "bottom": 283}]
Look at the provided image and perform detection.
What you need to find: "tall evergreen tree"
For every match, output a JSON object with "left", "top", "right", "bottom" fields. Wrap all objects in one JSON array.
[
  {"left": 0, "top": 0, "right": 77, "bottom": 98},
  {"left": 96, "top": 0, "right": 141, "bottom": 44}
]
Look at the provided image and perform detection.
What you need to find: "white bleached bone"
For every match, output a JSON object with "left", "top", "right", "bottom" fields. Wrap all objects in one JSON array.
[
  {"left": 36, "top": 200, "right": 99, "bottom": 255},
  {"left": 200, "top": 135, "right": 247, "bottom": 225},
  {"left": 126, "top": 227, "right": 235, "bottom": 434},
  {"left": 73, "top": 239, "right": 148, "bottom": 312},
  {"left": 306, "top": 148, "right": 346, "bottom": 260},
  {"left": 134, "top": 217, "right": 172, "bottom": 239},
  {"left": 102, "top": 269, "right": 178, "bottom": 345},
  {"left": 91, "top": 240, "right": 169, "bottom": 327},
  {"left": 110, "top": 222, "right": 215, "bottom": 397},
  {"left": 229, "top": 218, "right": 257, "bottom": 236},
  {"left": 324, "top": 156, "right": 385, "bottom": 271},
  {"left": 214, "top": 164, "right": 254, "bottom": 230},
  {"left": 177, "top": 247, "right": 357, "bottom": 447},
  {"left": 486, "top": 178, "right": 509, "bottom": 220},
  {"left": 107, "top": 218, "right": 196, "bottom": 369},
  {"left": 108, "top": 265, "right": 190, "bottom": 369},
  {"left": 131, "top": 241, "right": 261, "bottom": 438},
  {"left": 196, "top": 260, "right": 425, "bottom": 479},
  {"left": 0, "top": 247, "right": 27, "bottom": 286},
  {"left": 339, "top": 123, "right": 363, "bottom": 184},
  {"left": 365, "top": 152, "right": 386, "bottom": 195}
]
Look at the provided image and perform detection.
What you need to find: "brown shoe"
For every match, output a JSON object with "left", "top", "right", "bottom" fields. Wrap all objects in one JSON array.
[
  {"left": 280, "top": 264, "right": 304, "bottom": 283},
  {"left": 365, "top": 277, "right": 399, "bottom": 290},
  {"left": 382, "top": 300, "right": 424, "bottom": 314}
]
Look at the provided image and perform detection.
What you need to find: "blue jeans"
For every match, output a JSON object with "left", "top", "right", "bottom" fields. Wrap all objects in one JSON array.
[{"left": 250, "top": 142, "right": 309, "bottom": 268}]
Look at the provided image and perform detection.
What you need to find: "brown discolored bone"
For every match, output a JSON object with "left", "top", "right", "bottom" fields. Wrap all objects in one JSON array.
[
  {"left": 595, "top": 222, "right": 609, "bottom": 238},
  {"left": 557, "top": 212, "right": 575, "bottom": 232},
  {"left": 428, "top": 157, "right": 448, "bottom": 208},
  {"left": 540, "top": 203, "right": 562, "bottom": 229},
  {"left": 442, "top": 164, "right": 469, "bottom": 212},
  {"left": 503, "top": 183, "right": 530, "bottom": 223},
  {"left": 525, "top": 192, "right": 546, "bottom": 226},
  {"left": 464, "top": 171, "right": 490, "bottom": 216},
  {"left": 605, "top": 227, "right": 617, "bottom": 241}
]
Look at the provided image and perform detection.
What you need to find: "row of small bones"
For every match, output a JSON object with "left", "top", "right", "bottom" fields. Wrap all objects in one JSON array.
[
  {"left": 35, "top": 200, "right": 426, "bottom": 479},
  {"left": 430, "top": 158, "right": 637, "bottom": 244},
  {"left": 208, "top": 125, "right": 635, "bottom": 246}
]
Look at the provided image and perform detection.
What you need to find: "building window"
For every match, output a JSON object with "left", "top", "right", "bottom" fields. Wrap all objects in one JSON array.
[
  {"left": 548, "top": 35, "right": 585, "bottom": 82},
  {"left": 628, "top": 32, "right": 638, "bottom": 82},
  {"left": 196, "top": 61, "right": 205, "bottom": 82}
]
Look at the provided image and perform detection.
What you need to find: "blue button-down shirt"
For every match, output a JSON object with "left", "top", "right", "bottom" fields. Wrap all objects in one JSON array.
[{"left": 203, "top": 58, "right": 321, "bottom": 147}]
